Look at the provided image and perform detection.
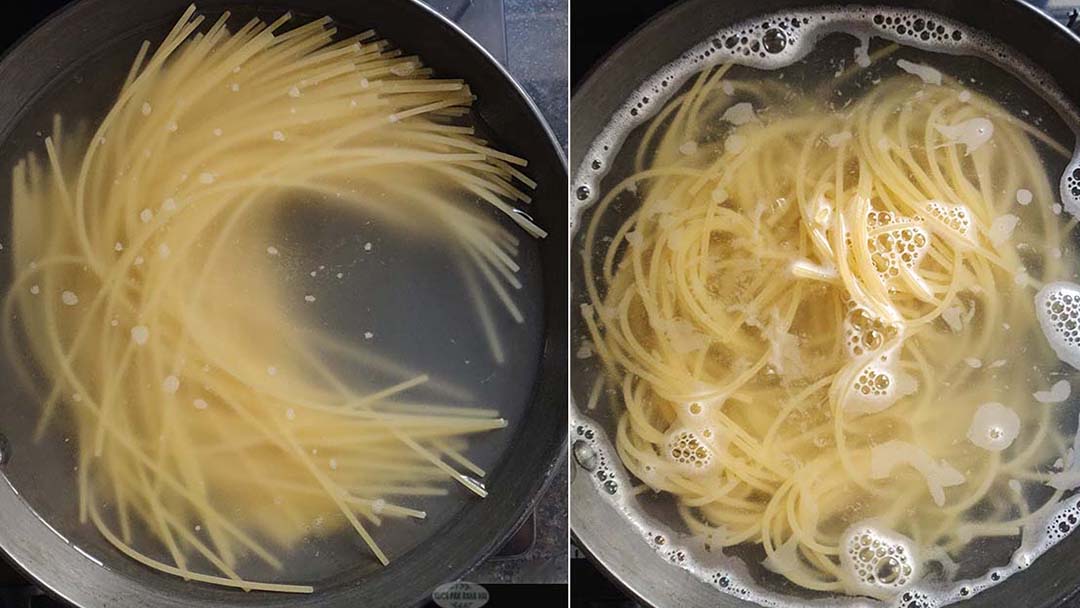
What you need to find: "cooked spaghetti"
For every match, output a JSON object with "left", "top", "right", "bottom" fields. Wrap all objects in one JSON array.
[
  {"left": 580, "top": 58, "right": 1079, "bottom": 599},
  {"left": 2, "top": 6, "right": 541, "bottom": 593}
]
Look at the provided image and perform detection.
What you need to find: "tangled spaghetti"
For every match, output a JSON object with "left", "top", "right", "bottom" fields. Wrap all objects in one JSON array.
[{"left": 580, "top": 59, "right": 1079, "bottom": 598}]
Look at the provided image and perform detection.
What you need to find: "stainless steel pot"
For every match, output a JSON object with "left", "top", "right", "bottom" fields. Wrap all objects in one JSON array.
[
  {"left": 570, "top": 2, "right": 1080, "bottom": 607},
  {"left": 0, "top": 1, "right": 568, "bottom": 606}
]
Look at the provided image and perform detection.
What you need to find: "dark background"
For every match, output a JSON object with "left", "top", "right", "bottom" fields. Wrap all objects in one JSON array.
[{"left": 571, "top": 0, "right": 681, "bottom": 88}]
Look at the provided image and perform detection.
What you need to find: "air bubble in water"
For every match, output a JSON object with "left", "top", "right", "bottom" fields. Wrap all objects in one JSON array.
[
  {"left": 573, "top": 440, "right": 598, "bottom": 471},
  {"left": 762, "top": 28, "right": 788, "bottom": 53}
]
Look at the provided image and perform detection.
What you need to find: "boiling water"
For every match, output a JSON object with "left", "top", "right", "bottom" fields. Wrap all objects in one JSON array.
[
  {"left": 0, "top": 9, "right": 545, "bottom": 593},
  {"left": 571, "top": 7, "right": 1080, "bottom": 608}
]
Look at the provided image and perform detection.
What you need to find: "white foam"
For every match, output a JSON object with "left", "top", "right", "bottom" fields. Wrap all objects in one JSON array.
[
  {"left": 664, "top": 426, "right": 716, "bottom": 473},
  {"left": 941, "top": 306, "right": 964, "bottom": 332},
  {"left": 723, "top": 102, "right": 758, "bottom": 125},
  {"left": 896, "top": 59, "right": 942, "bottom": 85},
  {"left": 853, "top": 35, "right": 871, "bottom": 68},
  {"left": 934, "top": 118, "right": 994, "bottom": 155},
  {"left": 1034, "top": 380, "right": 1070, "bottom": 404},
  {"left": 1036, "top": 282, "right": 1080, "bottom": 370},
  {"left": 924, "top": 201, "right": 974, "bottom": 245},
  {"left": 844, "top": 352, "right": 918, "bottom": 416},
  {"left": 967, "top": 402, "right": 1021, "bottom": 452},
  {"left": 839, "top": 523, "right": 919, "bottom": 599},
  {"left": 871, "top": 441, "right": 965, "bottom": 506}
]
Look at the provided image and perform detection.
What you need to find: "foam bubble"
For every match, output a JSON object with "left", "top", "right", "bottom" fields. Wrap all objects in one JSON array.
[
  {"left": 861, "top": 208, "right": 932, "bottom": 297},
  {"left": 1063, "top": 159, "right": 1080, "bottom": 218},
  {"left": 1036, "top": 282, "right": 1080, "bottom": 370},
  {"left": 840, "top": 523, "right": 919, "bottom": 599},
  {"left": 924, "top": 201, "right": 974, "bottom": 246},
  {"left": 845, "top": 352, "right": 918, "bottom": 416},
  {"left": 966, "top": 402, "right": 1020, "bottom": 452},
  {"left": 664, "top": 426, "right": 716, "bottom": 473}
]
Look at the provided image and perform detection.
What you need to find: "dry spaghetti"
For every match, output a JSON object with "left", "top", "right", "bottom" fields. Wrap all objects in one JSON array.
[{"left": 3, "top": 5, "right": 541, "bottom": 593}]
